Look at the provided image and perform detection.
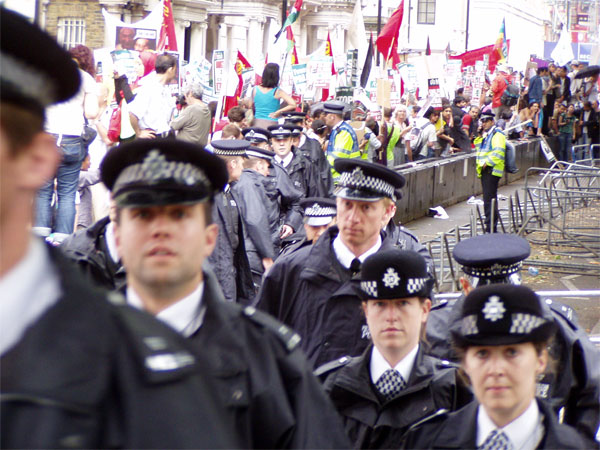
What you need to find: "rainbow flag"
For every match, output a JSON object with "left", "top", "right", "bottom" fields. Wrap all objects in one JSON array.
[{"left": 494, "top": 18, "right": 508, "bottom": 63}]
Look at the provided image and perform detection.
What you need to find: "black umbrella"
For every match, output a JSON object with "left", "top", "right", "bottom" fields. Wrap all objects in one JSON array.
[{"left": 574, "top": 65, "right": 600, "bottom": 79}]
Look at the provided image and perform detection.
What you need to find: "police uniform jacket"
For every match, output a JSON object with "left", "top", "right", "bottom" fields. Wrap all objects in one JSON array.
[
  {"left": 384, "top": 221, "right": 434, "bottom": 273},
  {"left": 188, "top": 268, "right": 351, "bottom": 449},
  {"left": 234, "top": 169, "right": 277, "bottom": 274},
  {"left": 317, "top": 344, "right": 472, "bottom": 449},
  {"left": 60, "top": 216, "right": 126, "bottom": 291},
  {"left": 278, "top": 147, "right": 321, "bottom": 199},
  {"left": 425, "top": 295, "right": 600, "bottom": 444},
  {"left": 299, "top": 136, "right": 334, "bottom": 198},
  {"left": 262, "top": 163, "right": 304, "bottom": 241},
  {"left": 207, "top": 190, "right": 255, "bottom": 304},
  {"left": 1, "top": 246, "right": 238, "bottom": 449},
  {"left": 257, "top": 226, "right": 395, "bottom": 368},
  {"left": 402, "top": 398, "right": 589, "bottom": 449}
]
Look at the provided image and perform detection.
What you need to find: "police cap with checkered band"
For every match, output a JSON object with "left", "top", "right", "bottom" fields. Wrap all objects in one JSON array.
[
  {"left": 299, "top": 197, "right": 336, "bottom": 226},
  {"left": 242, "top": 127, "right": 271, "bottom": 143},
  {"left": 452, "top": 284, "right": 556, "bottom": 347},
  {"left": 453, "top": 233, "right": 530, "bottom": 282},
  {"left": 1, "top": 7, "right": 81, "bottom": 116},
  {"left": 211, "top": 139, "right": 249, "bottom": 157},
  {"left": 101, "top": 138, "right": 228, "bottom": 207},
  {"left": 334, "top": 159, "right": 405, "bottom": 202},
  {"left": 358, "top": 249, "right": 434, "bottom": 300}
]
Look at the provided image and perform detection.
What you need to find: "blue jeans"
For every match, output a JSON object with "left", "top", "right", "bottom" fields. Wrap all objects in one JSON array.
[
  {"left": 34, "top": 136, "right": 84, "bottom": 237},
  {"left": 558, "top": 132, "right": 572, "bottom": 162}
]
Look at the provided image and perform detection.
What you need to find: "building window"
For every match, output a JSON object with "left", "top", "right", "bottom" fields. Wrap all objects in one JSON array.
[
  {"left": 57, "top": 18, "right": 86, "bottom": 49},
  {"left": 417, "top": 0, "right": 435, "bottom": 25}
]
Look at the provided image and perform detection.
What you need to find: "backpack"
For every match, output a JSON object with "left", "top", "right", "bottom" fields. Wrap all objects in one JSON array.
[
  {"left": 501, "top": 79, "right": 520, "bottom": 107},
  {"left": 409, "top": 121, "right": 433, "bottom": 156}
]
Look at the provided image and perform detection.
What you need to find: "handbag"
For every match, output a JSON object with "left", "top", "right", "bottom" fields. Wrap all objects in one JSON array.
[
  {"left": 107, "top": 99, "right": 123, "bottom": 143},
  {"left": 81, "top": 118, "right": 97, "bottom": 146}
]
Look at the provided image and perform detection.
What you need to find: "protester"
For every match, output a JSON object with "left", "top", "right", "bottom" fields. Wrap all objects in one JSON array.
[
  {"left": 361, "top": 116, "right": 382, "bottom": 162},
  {"left": 461, "top": 105, "right": 480, "bottom": 146},
  {"left": 258, "top": 159, "right": 405, "bottom": 369},
  {"left": 316, "top": 249, "right": 472, "bottom": 448},
  {"left": 0, "top": 9, "right": 238, "bottom": 448},
  {"left": 393, "top": 106, "right": 412, "bottom": 164},
  {"left": 542, "top": 63, "right": 560, "bottom": 135},
  {"left": 474, "top": 111, "right": 505, "bottom": 233},
  {"left": 521, "top": 101, "right": 543, "bottom": 137},
  {"left": 250, "top": 62, "right": 297, "bottom": 129},
  {"left": 557, "top": 65, "right": 571, "bottom": 105},
  {"left": 579, "top": 101, "right": 600, "bottom": 158},
  {"left": 557, "top": 102, "right": 578, "bottom": 161},
  {"left": 581, "top": 73, "right": 599, "bottom": 104},
  {"left": 491, "top": 64, "right": 512, "bottom": 119},
  {"left": 76, "top": 153, "right": 101, "bottom": 230},
  {"left": 406, "top": 107, "right": 438, "bottom": 161},
  {"left": 527, "top": 66, "right": 547, "bottom": 105},
  {"left": 169, "top": 82, "right": 211, "bottom": 147},
  {"left": 437, "top": 105, "right": 455, "bottom": 156},
  {"left": 128, "top": 53, "right": 177, "bottom": 138},
  {"left": 377, "top": 107, "right": 402, "bottom": 166},
  {"left": 568, "top": 60, "right": 583, "bottom": 106},
  {"left": 405, "top": 284, "right": 588, "bottom": 449},
  {"left": 101, "top": 137, "right": 350, "bottom": 449},
  {"left": 33, "top": 44, "right": 98, "bottom": 245}
]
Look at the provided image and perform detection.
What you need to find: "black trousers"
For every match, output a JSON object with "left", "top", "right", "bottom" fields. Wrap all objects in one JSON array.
[
  {"left": 481, "top": 167, "right": 500, "bottom": 233},
  {"left": 542, "top": 95, "right": 555, "bottom": 135}
]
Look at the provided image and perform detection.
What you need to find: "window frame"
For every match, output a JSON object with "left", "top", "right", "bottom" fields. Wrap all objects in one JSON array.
[
  {"left": 416, "top": 0, "right": 436, "bottom": 25},
  {"left": 57, "top": 17, "right": 86, "bottom": 49}
]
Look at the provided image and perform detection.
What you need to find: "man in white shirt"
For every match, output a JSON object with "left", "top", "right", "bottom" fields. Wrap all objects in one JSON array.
[
  {"left": 257, "top": 159, "right": 406, "bottom": 368},
  {"left": 129, "top": 53, "right": 177, "bottom": 138}
]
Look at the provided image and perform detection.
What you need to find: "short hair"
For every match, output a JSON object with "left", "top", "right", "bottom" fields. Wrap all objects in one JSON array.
[
  {"left": 155, "top": 53, "right": 177, "bottom": 74},
  {"left": 69, "top": 45, "right": 95, "bottom": 77},
  {"left": 243, "top": 157, "right": 263, "bottom": 170},
  {"left": 312, "top": 108, "right": 324, "bottom": 119},
  {"left": 311, "top": 119, "right": 328, "bottom": 136},
  {"left": 221, "top": 123, "right": 241, "bottom": 139},
  {"left": 537, "top": 67, "right": 548, "bottom": 75},
  {"left": 186, "top": 83, "right": 204, "bottom": 100},
  {"left": 365, "top": 117, "right": 379, "bottom": 136},
  {"left": 383, "top": 107, "right": 393, "bottom": 119},
  {"left": 0, "top": 103, "right": 44, "bottom": 156},
  {"left": 412, "top": 106, "right": 421, "bottom": 114},
  {"left": 261, "top": 63, "right": 280, "bottom": 88},
  {"left": 453, "top": 95, "right": 466, "bottom": 105},
  {"left": 227, "top": 106, "right": 246, "bottom": 124}
]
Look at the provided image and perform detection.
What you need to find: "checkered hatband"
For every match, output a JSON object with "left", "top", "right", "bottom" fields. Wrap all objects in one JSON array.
[
  {"left": 510, "top": 313, "right": 547, "bottom": 334},
  {"left": 406, "top": 277, "right": 428, "bottom": 294},
  {"left": 305, "top": 203, "right": 336, "bottom": 217},
  {"left": 114, "top": 150, "right": 209, "bottom": 191},
  {"left": 360, "top": 281, "right": 378, "bottom": 298},
  {"left": 461, "top": 314, "right": 479, "bottom": 336},
  {"left": 337, "top": 167, "right": 396, "bottom": 199}
]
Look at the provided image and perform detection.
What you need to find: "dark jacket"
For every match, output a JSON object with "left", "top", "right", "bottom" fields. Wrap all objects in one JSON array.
[
  {"left": 262, "top": 163, "right": 304, "bottom": 241},
  {"left": 60, "top": 216, "right": 126, "bottom": 291},
  {"left": 425, "top": 295, "right": 600, "bottom": 444},
  {"left": 385, "top": 221, "right": 434, "bottom": 273},
  {"left": 234, "top": 169, "right": 276, "bottom": 275},
  {"left": 1, "top": 246, "right": 238, "bottom": 449},
  {"left": 207, "top": 190, "right": 255, "bottom": 304},
  {"left": 257, "top": 226, "right": 395, "bottom": 368},
  {"left": 187, "top": 268, "right": 351, "bottom": 449},
  {"left": 581, "top": 108, "right": 600, "bottom": 141},
  {"left": 277, "top": 147, "right": 321, "bottom": 199},
  {"left": 299, "top": 135, "right": 334, "bottom": 197},
  {"left": 316, "top": 345, "right": 472, "bottom": 449},
  {"left": 403, "top": 398, "right": 589, "bottom": 449}
]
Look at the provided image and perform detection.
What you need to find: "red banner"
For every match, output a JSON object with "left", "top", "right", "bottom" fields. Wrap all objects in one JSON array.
[
  {"left": 157, "top": 0, "right": 178, "bottom": 51},
  {"left": 449, "top": 41, "right": 511, "bottom": 73},
  {"left": 234, "top": 50, "right": 252, "bottom": 101}
]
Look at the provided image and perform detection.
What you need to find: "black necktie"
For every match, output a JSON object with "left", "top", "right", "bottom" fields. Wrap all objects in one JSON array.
[{"left": 350, "top": 258, "right": 361, "bottom": 276}]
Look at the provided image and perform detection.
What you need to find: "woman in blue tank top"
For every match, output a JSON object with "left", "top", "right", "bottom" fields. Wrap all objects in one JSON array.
[{"left": 251, "top": 63, "right": 297, "bottom": 129}]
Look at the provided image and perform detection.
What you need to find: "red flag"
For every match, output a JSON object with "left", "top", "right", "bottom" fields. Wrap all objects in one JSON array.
[
  {"left": 425, "top": 36, "right": 431, "bottom": 55},
  {"left": 376, "top": 0, "right": 404, "bottom": 66},
  {"left": 286, "top": 26, "right": 299, "bottom": 65},
  {"left": 322, "top": 31, "right": 336, "bottom": 101},
  {"left": 234, "top": 50, "right": 252, "bottom": 101},
  {"left": 157, "top": 0, "right": 178, "bottom": 51}
]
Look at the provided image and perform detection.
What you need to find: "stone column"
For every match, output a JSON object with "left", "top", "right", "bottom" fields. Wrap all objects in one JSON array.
[
  {"left": 190, "top": 22, "right": 208, "bottom": 60},
  {"left": 217, "top": 20, "right": 228, "bottom": 52},
  {"left": 247, "top": 17, "right": 262, "bottom": 65},
  {"left": 174, "top": 19, "right": 190, "bottom": 56}
]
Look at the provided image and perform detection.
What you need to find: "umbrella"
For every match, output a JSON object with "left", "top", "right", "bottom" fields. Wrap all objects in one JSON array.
[{"left": 574, "top": 65, "right": 600, "bottom": 79}]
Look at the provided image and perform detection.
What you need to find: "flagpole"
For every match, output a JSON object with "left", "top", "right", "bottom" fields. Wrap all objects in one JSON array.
[{"left": 384, "top": 36, "right": 395, "bottom": 69}]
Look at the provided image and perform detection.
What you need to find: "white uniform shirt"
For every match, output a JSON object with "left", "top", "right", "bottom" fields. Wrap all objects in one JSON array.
[
  {"left": 0, "top": 237, "right": 61, "bottom": 355},
  {"left": 476, "top": 399, "right": 544, "bottom": 450},
  {"left": 369, "top": 344, "right": 418, "bottom": 385},
  {"left": 275, "top": 152, "right": 294, "bottom": 168},
  {"left": 332, "top": 235, "right": 382, "bottom": 269}
]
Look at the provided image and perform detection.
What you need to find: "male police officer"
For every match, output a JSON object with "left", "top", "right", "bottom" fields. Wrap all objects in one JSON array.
[
  {"left": 324, "top": 101, "right": 361, "bottom": 181},
  {"left": 281, "top": 197, "right": 337, "bottom": 255},
  {"left": 426, "top": 233, "right": 600, "bottom": 444},
  {"left": 102, "top": 138, "right": 350, "bottom": 449},
  {"left": 0, "top": 8, "right": 236, "bottom": 448},
  {"left": 258, "top": 159, "right": 405, "bottom": 368}
]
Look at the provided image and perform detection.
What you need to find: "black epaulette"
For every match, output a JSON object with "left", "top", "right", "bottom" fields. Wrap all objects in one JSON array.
[
  {"left": 398, "top": 225, "right": 419, "bottom": 243},
  {"left": 314, "top": 355, "right": 353, "bottom": 378},
  {"left": 106, "top": 291, "right": 198, "bottom": 383},
  {"left": 242, "top": 306, "right": 302, "bottom": 352},
  {"left": 542, "top": 298, "right": 577, "bottom": 327}
]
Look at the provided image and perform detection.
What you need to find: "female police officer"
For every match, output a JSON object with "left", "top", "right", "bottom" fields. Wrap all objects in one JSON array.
[
  {"left": 405, "top": 284, "right": 588, "bottom": 449},
  {"left": 315, "top": 249, "right": 472, "bottom": 448}
]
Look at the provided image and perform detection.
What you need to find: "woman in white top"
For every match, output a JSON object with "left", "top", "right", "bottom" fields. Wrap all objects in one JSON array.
[{"left": 404, "top": 284, "right": 588, "bottom": 449}]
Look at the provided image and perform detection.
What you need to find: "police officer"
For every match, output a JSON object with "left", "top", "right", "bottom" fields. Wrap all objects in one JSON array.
[
  {"left": 324, "top": 101, "right": 361, "bottom": 181},
  {"left": 242, "top": 126, "right": 272, "bottom": 150},
  {"left": 234, "top": 146, "right": 278, "bottom": 289},
  {"left": 281, "top": 197, "right": 337, "bottom": 255},
  {"left": 426, "top": 233, "right": 600, "bottom": 444},
  {"left": 257, "top": 159, "right": 405, "bottom": 368},
  {"left": 269, "top": 124, "right": 320, "bottom": 198},
  {"left": 102, "top": 138, "right": 350, "bottom": 448},
  {"left": 283, "top": 111, "right": 334, "bottom": 197},
  {"left": 0, "top": 8, "right": 237, "bottom": 448},
  {"left": 405, "top": 285, "right": 588, "bottom": 449},
  {"left": 208, "top": 139, "right": 254, "bottom": 304},
  {"left": 475, "top": 111, "right": 506, "bottom": 233},
  {"left": 316, "top": 249, "right": 472, "bottom": 448}
]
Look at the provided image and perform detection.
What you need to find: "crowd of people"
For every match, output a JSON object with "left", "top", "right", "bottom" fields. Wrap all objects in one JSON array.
[{"left": 2, "top": 7, "right": 599, "bottom": 449}]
